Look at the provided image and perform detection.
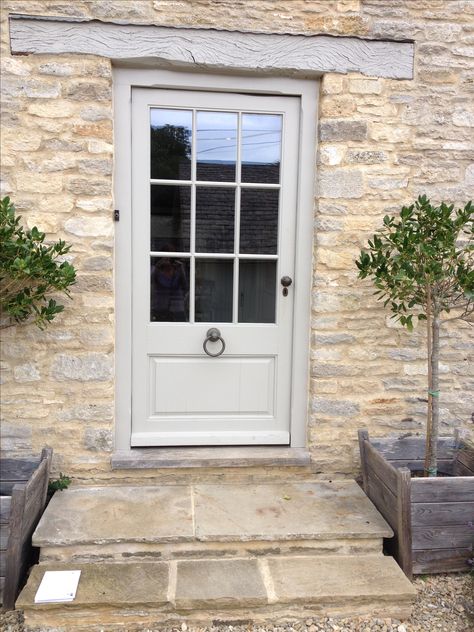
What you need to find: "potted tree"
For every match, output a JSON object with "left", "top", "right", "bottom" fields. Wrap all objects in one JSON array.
[{"left": 355, "top": 195, "right": 473, "bottom": 576}]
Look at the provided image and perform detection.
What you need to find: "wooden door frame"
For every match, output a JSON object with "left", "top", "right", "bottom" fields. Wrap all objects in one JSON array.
[{"left": 113, "top": 68, "right": 318, "bottom": 451}]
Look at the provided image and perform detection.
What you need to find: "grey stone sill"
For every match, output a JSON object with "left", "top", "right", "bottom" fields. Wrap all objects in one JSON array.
[{"left": 111, "top": 447, "right": 311, "bottom": 469}]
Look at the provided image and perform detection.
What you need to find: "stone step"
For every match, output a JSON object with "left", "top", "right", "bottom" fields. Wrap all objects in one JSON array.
[
  {"left": 18, "top": 555, "right": 416, "bottom": 630},
  {"left": 34, "top": 481, "right": 393, "bottom": 563}
]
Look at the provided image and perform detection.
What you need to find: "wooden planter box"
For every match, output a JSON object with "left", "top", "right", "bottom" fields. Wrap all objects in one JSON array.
[
  {"left": 358, "top": 430, "right": 473, "bottom": 578},
  {"left": 0, "top": 448, "right": 52, "bottom": 610}
]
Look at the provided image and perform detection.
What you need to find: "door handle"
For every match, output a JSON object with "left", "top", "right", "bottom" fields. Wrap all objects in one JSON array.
[
  {"left": 203, "top": 328, "right": 226, "bottom": 357},
  {"left": 280, "top": 276, "right": 293, "bottom": 296}
]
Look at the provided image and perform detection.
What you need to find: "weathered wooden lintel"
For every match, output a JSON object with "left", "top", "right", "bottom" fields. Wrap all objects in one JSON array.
[{"left": 8, "top": 14, "right": 414, "bottom": 80}]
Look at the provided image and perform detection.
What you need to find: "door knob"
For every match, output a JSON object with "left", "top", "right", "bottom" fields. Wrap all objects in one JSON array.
[{"left": 280, "top": 276, "right": 292, "bottom": 296}]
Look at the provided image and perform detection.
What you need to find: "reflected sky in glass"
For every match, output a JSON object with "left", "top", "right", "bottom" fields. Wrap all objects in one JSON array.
[
  {"left": 242, "top": 114, "right": 282, "bottom": 164},
  {"left": 197, "top": 111, "right": 237, "bottom": 179}
]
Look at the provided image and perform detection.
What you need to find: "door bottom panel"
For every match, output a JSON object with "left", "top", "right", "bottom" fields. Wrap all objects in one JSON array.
[{"left": 131, "top": 430, "right": 290, "bottom": 447}]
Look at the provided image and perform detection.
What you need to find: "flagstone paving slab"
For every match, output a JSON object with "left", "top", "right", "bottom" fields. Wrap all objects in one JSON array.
[
  {"left": 193, "top": 481, "right": 393, "bottom": 541},
  {"left": 33, "top": 486, "right": 194, "bottom": 546},
  {"left": 175, "top": 559, "right": 268, "bottom": 609},
  {"left": 268, "top": 555, "right": 416, "bottom": 604},
  {"left": 17, "top": 562, "right": 169, "bottom": 608}
]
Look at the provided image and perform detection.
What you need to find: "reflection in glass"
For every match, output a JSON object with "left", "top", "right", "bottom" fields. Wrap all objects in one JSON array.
[
  {"left": 196, "top": 187, "right": 235, "bottom": 253},
  {"left": 150, "top": 185, "right": 191, "bottom": 252},
  {"left": 241, "top": 113, "right": 282, "bottom": 184},
  {"left": 150, "top": 109, "right": 192, "bottom": 180},
  {"left": 195, "top": 259, "right": 233, "bottom": 322},
  {"left": 197, "top": 111, "right": 237, "bottom": 182},
  {"left": 239, "top": 260, "right": 276, "bottom": 323},
  {"left": 240, "top": 188, "right": 279, "bottom": 254},
  {"left": 150, "top": 256, "right": 189, "bottom": 322}
]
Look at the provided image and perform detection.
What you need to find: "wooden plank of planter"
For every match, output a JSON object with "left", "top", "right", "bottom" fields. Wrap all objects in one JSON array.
[
  {"left": 366, "top": 469, "right": 398, "bottom": 530},
  {"left": 0, "top": 525, "right": 9, "bottom": 551},
  {"left": 371, "top": 436, "right": 456, "bottom": 461},
  {"left": 386, "top": 459, "right": 454, "bottom": 474},
  {"left": 2, "top": 484, "right": 26, "bottom": 610},
  {"left": 411, "top": 477, "right": 474, "bottom": 502},
  {"left": 364, "top": 440, "right": 399, "bottom": 493},
  {"left": 412, "top": 525, "right": 474, "bottom": 550},
  {"left": 455, "top": 450, "right": 474, "bottom": 475},
  {"left": 396, "top": 468, "right": 412, "bottom": 579},
  {"left": 358, "top": 430, "right": 370, "bottom": 492},
  {"left": 455, "top": 461, "right": 474, "bottom": 476},
  {"left": 22, "top": 458, "right": 49, "bottom": 536},
  {"left": 413, "top": 547, "right": 472, "bottom": 574},
  {"left": 411, "top": 501, "right": 474, "bottom": 527},
  {"left": 0, "top": 458, "right": 40, "bottom": 495},
  {"left": 0, "top": 497, "right": 11, "bottom": 523}
]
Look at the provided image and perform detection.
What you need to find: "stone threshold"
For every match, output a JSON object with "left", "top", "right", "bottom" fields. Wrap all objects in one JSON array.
[{"left": 111, "top": 446, "right": 311, "bottom": 469}]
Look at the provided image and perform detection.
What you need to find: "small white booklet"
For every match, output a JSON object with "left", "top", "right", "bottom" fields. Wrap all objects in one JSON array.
[{"left": 34, "top": 570, "right": 81, "bottom": 604}]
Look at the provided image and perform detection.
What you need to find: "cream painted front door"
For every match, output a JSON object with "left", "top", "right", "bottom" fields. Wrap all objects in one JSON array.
[{"left": 131, "top": 87, "right": 300, "bottom": 446}]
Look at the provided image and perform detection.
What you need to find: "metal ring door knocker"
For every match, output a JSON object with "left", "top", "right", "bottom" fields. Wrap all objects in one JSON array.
[{"left": 203, "top": 328, "right": 226, "bottom": 357}]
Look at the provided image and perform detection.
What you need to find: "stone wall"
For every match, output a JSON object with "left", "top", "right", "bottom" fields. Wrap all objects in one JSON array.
[{"left": 1, "top": 0, "right": 473, "bottom": 481}]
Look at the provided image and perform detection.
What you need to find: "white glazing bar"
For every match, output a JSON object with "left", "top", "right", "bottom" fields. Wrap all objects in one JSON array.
[
  {"left": 189, "top": 108, "right": 197, "bottom": 323},
  {"left": 234, "top": 253, "right": 279, "bottom": 260},
  {"left": 150, "top": 252, "right": 191, "bottom": 258},
  {"left": 150, "top": 179, "right": 278, "bottom": 188},
  {"left": 233, "top": 111, "right": 242, "bottom": 323}
]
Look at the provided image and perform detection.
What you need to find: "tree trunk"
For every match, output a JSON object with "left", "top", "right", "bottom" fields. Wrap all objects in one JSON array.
[
  {"left": 427, "top": 314, "right": 440, "bottom": 477},
  {"left": 424, "top": 288, "right": 433, "bottom": 476}
]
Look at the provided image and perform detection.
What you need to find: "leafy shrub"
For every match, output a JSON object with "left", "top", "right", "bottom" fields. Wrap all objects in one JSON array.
[
  {"left": 48, "top": 473, "right": 72, "bottom": 494},
  {"left": 0, "top": 196, "right": 76, "bottom": 329}
]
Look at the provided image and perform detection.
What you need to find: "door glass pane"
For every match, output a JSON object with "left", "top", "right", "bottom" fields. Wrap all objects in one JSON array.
[
  {"left": 241, "top": 114, "right": 282, "bottom": 184},
  {"left": 196, "top": 187, "right": 235, "bottom": 253},
  {"left": 151, "top": 256, "right": 190, "bottom": 322},
  {"left": 150, "top": 185, "right": 190, "bottom": 252},
  {"left": 197, "top": 111, "right": 237, "bottom": 182},
  {"left": 240, "top": 188, "right": 279, "bottom": 254},
  {"left": 150, "top": 109, "right": 192, "bottom": 180},
  {"left": 239, "top": 260, "right": 276, "bottom": 323},
  {"left": 195, "top": 259, "right": 233, "bottom": 322}
]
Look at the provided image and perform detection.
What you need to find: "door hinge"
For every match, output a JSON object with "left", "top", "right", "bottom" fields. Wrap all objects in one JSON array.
[{"left": 114, "top": 209, "right": 120, "bottom": 221}]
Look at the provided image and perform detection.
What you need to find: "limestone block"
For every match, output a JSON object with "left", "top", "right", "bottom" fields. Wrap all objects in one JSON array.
[
  {"left": 319, "top": 120, "right": 367, "bottom": 141},
  {"left": 23, "top": 79, "right": 61, "bottom": 98},
  {"left": 78, "top": 158, "right": 113, "bottom": 175},
  {"left": 1, "top": 58, "right": 30, "bottom": 76},
  {"left": 83, "top": 256, "right": 113, "bottom": 271},
  {"left": 13, "top": 363, "right": 40, "bottom": 383},
  {"left": 318, "top": 170, "right": 363, "bottom": 198},
  {"left": 314, "top": 396, "right": 359, "bottom": 416},
  {"left": 76, "top": 197, "right": 112, "bottom": 212},
  {"left": 2, "top": 128, "right": 42, "bottom": 151},
  {"left": 28, "top": 100, "right": 76, "bottom": 118},
  {"left": 66, "top": 82, "right": 112, "bottom": 101},
  {"left": 87, "top": 140, "right": 114, "bottom": 154},
  {"left": 84, "top": 428, "right": 113, "bottom": 452},
  {"left": 453, "top": 108, "right": 474, "bottom": 127},
  {"left": 349, "top": 78, "right": 382, "bottom": 94},
  {"left": 321, "top": 95, "right": 356, "bottom": 117},
  {"left": 65, "top": 216, "right": 113, "bottom": 237},
  {"left": 346, "top": 150, "right": 388, "bottom": 164},
  {"left": 370, "top": 123, "right": 411, "bottom": 142},
  {"left": 58, "top": 403, "right": 114, "bottom": 422},
  {"left": 16, "top": 172, "right": 63, "bottom": 193},
  {"left": 66, "top": 179, "right": 111, "bottom": 196},
  {"left": 319, "top": 145, "right": 345, "bottom": 166},
  {"left": 0, "top": 422, "right": 32, "bottom": 453},
  {"left": 41, "top": 138, "right": 84, "bottom": 153},
  {"left": 367, "top": 177, "right": 408, "bottom": 191},
  {"left": 38, "top": 62, "right": 74, "bottom": 76},
  {"left": 51, "top": 353, "right": 113, "bottom": 381},
  {"left": 321, "top": 74, "right": 344, "bottom": 95},
  {"left": 80, "top": 106, "right": 111, "bottom": 122}
]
